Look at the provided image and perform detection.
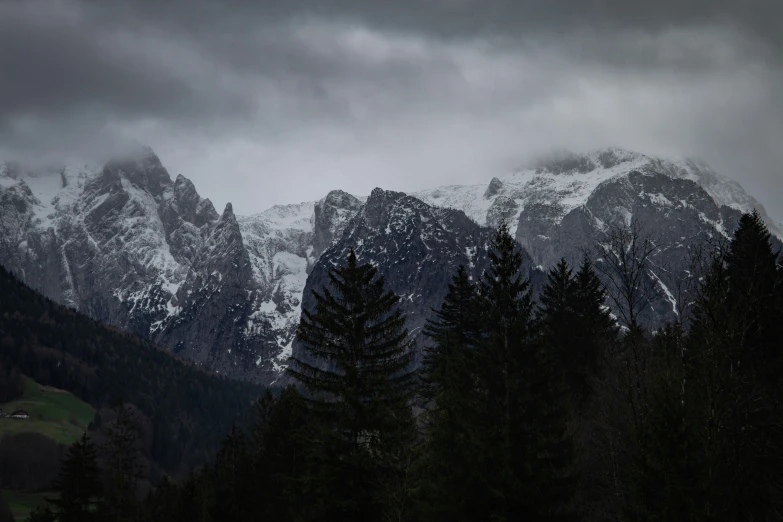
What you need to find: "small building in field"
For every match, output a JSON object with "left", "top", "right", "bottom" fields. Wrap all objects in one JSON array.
[{"left": 9, "top": 410, "right": 29, "bottom": 419}]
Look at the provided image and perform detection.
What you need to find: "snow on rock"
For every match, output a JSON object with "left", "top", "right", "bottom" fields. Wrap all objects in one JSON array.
[
  {"left": 2, "top": 146, "right": 780, "bottom": 384},
  {"left": 414, "top": 147, "right": 783, "bottom": 240},
  {"left": 414, "top": 147, "right": 783, "bottom": 327}
]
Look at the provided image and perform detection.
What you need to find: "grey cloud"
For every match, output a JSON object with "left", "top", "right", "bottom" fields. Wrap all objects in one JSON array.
[
  {"left": 0, "top": 0, "right": 781, "bottom": 221},
  {"left": 90, "top": 0, "right": 783, "bottom": 59},
  {"left": 0, "top": 2, "right": 256, "bottom": 125}
]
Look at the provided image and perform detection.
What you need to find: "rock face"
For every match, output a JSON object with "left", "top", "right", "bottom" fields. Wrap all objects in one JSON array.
[
  {"left": 416, "top": 148, "right": 783, "bottom": 327},
  {"left": 0, "top": 149, "right": 364, "bottom": 383},
  {"left": 289, "top": 188, "right": 541, "bottom": 374},
  {"left": 1, "top": 146, "right": 781, "bottom": 383}
]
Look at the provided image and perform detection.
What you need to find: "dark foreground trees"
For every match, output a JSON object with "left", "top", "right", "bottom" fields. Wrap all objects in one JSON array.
[
  {"left": 288, "top": 248, "right": 417, "bottom": 521},
  {"left": 29, "top": 212, "right": 782, "bottom": 522},
  {"left": 47, "top": 434, "right": 102, "bottom": 522}
]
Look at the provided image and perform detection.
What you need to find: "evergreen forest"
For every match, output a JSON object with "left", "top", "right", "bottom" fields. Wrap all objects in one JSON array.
[{"left": 5, "top": 211, "right": 783, "bottom": 522}]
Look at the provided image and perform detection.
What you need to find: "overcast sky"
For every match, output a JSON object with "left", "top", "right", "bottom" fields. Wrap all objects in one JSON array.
[{"left": 1, "top": 0, "right": 781, "bottom": 220}]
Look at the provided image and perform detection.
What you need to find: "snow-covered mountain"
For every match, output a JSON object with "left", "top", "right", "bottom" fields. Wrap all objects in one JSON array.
[
  {"left": 289, "top": 188, "right": 543, "bottom": 380},
  {"left": 1, "top": 146, "right": 779, "bottom": 384},
  {"left": 0, "top": 149, "right": 362, "bottom": 383},
  {"left": 415, "top": 148, "right": 783, "bottom": 242}
]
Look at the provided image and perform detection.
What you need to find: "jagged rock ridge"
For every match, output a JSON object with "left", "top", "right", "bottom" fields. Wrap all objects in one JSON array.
[
  {"left": 0, "top": 150, "right": 364, "bottom": 384},
  {"left": 1, "top": 146, "right": 780, "bottom": 383}
]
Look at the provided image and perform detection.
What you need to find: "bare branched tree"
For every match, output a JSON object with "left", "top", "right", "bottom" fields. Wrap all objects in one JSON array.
[{"left": 592, "top": 218, "right": 659, "bottom": 330}]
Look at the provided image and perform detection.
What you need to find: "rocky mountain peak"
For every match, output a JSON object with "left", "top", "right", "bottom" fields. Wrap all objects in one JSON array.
[
  {"left": 312, "top": 190, "right": 362, "bottom": 258},
  {"left": 320, "top": 189, "right": 362, "bottom": 208},
  {"left": 170, "top": 174, "right": 219, "bottom": 227},
  {"left": 104, "top": 149, "right": 171, "bottom": 200},
  {"left": 360, "top": 188, "right": 422, "bottom": 230},
  {"left": 3, "top": 144, "right": 782, "bottom": 385},
  {"left": 484, "top": 177, "right": 504, "bottom": 198},
  {"left": 366, "top": 187, "right": 407, "bottom": 209},
  {"left": 534, "top": 150, "right": 597, "bottom": 175}
]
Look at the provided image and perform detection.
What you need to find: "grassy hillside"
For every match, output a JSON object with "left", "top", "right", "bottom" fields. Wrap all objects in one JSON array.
[
  {"left": 1, "top": 490, "right": 48, "bottom": 522},
  {"left": 0, "top": 376, "right": 94, "bottom": 445}
]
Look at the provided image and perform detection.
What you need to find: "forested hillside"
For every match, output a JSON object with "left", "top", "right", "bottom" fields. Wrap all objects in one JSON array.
[{"left": 0, "top": 263, "right": 262, "bottom": 479}]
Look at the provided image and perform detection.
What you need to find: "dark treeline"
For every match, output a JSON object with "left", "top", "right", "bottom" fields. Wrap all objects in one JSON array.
[
  {"left": 0, "top": 359, "right": 23, "bottom": 403},
  {"left": 26, "top": 211, "right": 783, "bottom": 521},
  {"left": 0, "top": 264, "right": 262, "bottom": 481},
  {"left": 0, "top": 433, "right": 65, "bottom": 492}
]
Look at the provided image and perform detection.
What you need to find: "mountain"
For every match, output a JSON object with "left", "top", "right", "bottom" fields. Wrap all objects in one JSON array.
[
  {"left": 416, "top": 148, "right": 783, "bottom": 325},
  {"left": 416, "top": 148, "right": 783, "bottom": 241},
  {"left": 289, "top": 188, "right": 542, "bottom": 375},
  {"left": 0, "top": 151, "right": 363, "bottom": 384},
  {"left": 1, "top": 146, "right": 780, "bottom": 384}
]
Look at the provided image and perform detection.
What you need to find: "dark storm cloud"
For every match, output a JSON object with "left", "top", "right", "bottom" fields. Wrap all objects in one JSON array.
[
  {"left": 2, "top": 0, "right": 779, "bottom": 122},
  {"left": 0, "top": 2, "right": 253, "bottom": 125},
  {"left": 80, "top": 0, "right": 783, "bottom": 60},
  {"left": 0, "top": 0, "right": 781, "bottom": 220}
]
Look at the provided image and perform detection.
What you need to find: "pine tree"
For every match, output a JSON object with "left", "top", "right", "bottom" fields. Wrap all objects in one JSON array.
[
  {"left": 420, "top": 264, "right": 482, "bottom": 402},
  {"left": 570, "top": 258, "right": 616, "bottom": 402},
  {"left": 175, "top": 470, "right": 213, "bottom": 522},
  {"left": 539, "top": 257, "right": 616, "bottom": 406},
  {"left": 725, "top": 210, "right": 781, "bottom": 375},
  {"left": 143, "top": 476, "right": 179, "bottom": 522},
  {"left": 287, "top": 249, "right": 416, "bottom": 521},
  {"left": 686, "top": 211, "right": 783, "bottom": 519},
  {"left": 210, "top": 423, "right": 251, "bottom": 522},
  {"left": 474, "top": 222, "right": 535, "bottom": 520},
  {"left": 473, "top": 223, "right": 575, "bottom": 521},
  {"left": 538, "top": 258, "right": 578, "bottom": 386},
  {"left": 418, "top": 265, "right": 484, "bottom": 521},
  {"left": 46, "top": 433, "right": 103, "bottom": 522},
  {"left": 0, "top": 491, "right": 14, "bottom": 522},
  {"left": 251, "top": 386, "right": 317, "bottom": 521},
  {"left": 101, "top": 404, "right": 144, "bottom": 522}
]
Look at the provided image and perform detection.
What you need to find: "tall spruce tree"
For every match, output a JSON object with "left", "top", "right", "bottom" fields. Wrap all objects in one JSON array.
[
  {"left": 473, "top": 223, "right": 574, "bottom": 521},
  {"left": 248, "top": 387, "right": 315, "bottom": 521},
  {"left": 539, "top": 258, "right": 616, "bottom": 403},
  {"left": 538, "top": 259, "right": 578, "bottom": 389},
  {"left": 142, "top": 476, "right": 179, "bottom": 522},
  {"left": 46, "top": 433, "right": 103, "bottom": 522},
  {"left": 102, "top": 404, "right": 144, "bottom": 522},
  {"left": 627, "top": 323, "right": 703, "bottom": 522},
  {"left": 420, "top": 264, "right": 482, "bottom": 402},
  {"left": 174, "top": 470, "right": 212, "bottom": 522},
  {"left": 210, "top": 423, "right": 251, "bottom": 522},
  {"left": 418, "top": 265, "right": 485, "bottom": 521},
  {"left": 567, "top": 258, "right": 618, "bottom": 400},
  {"left": 0, "top": 491, "right": 15, "bottom": 522},
  {"left": 725, "top": 210, "right": 782, "bottom": 375},
  {"left": 287, "top": 249, "right": 416, "bottom": 521},
  {"left": 686, "top": 210, "right": 783, "bottom": 519}
]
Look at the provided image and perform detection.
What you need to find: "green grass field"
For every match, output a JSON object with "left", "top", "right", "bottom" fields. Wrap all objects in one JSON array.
[
  {"left": 0, "top": 376, "right": 95, "bottom": 445},
  {"left": 1, "top": 490, "right": 51, "bottom": 522}
]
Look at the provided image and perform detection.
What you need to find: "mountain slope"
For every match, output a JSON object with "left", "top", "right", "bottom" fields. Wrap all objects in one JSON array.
[
  {"left": 1, "top": 146, "right": 780, "bottom": 382},
  {"left": 415, "top": 148, "right": 783, "bottom": 241},
  {"left": 416, "top": 148, "right": 782, "bottom": 325},
  {"left": 0, "top": 152, "right": 364, "bottom": 384},
  {"left": 0, "top": 263, "right": 261, "bottom": 476},
  {"left": 289, "top": 188, "right": 543, "bottom": 375}
]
